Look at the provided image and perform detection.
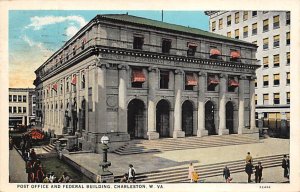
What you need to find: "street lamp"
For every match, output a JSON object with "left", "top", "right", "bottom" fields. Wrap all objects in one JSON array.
[{"left": 98, "top": 135, "right": 114, "bottom": 183}]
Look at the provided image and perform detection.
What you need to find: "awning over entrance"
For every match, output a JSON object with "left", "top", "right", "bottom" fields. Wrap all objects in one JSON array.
[
  {"left": 208, "top": 76, "right": 220, "bottom": 85},
  {"left": 228, "top": 79, "right": 239, "bottom": 87},
  {"left": 185, "top": 74, "right": 197, "bottom": 86},
  {"left": 132, "top": 70, "right": 146, "bottom": 82},
  {"left": 210, "top": 48, "right": 221, "bottom": 56}
]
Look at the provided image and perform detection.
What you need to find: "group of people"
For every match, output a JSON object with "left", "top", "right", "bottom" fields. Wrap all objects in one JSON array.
[
  {"left": 43, "top": 172, "right": 72, "bottom": 183},
  {"left": 25, "top": 158, "right": 44, "bottom": 183},
  {"left": 120, "top": 164, "right": 136, "bottom": 183},
  {"left": 244, "top": 152, "right": 263, "bottom": 183}
]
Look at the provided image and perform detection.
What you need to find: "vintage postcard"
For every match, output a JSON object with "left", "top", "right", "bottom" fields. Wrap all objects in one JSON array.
[{"left": 0, "top": 0, "right": 300, "bottom": 192}]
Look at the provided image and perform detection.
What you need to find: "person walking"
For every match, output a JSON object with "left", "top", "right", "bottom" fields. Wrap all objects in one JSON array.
[
  {"left": 35, "top": 163, "right": 44, "bottom": 183},
  {"left": 188, "top": 162, "right": 195, "bottom": 183},
  {"left": 58, "top": 172, "right": 71, "bottom": 183},
  {"left": 254, "top": 162, "right": 263, "bottom": 183},
  {"left": 9, "top": 137, "right": 14, "bottom": 150},
  {"left": 245, "top": 161, "right": 254, "bottom": 183},
  {"left": 245, "top": 152, "right": 253, "bottom": 164},
  {"left": 282, "top": 155, "right": 289, "bottom": 179},
  {"left": 25, "top": 158, "right": 34, "bottom": 183},
  {"left": 223, "top": 166, "right": 232, "bottom": 183},
  {"left": 30, "top": 149, "right": 37, "bottom": 161},
  {"left": 128, "top": 164, "right": 136, "bottom": 183}
]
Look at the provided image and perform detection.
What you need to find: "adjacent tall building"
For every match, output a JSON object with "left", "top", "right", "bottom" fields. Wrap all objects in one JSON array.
[
  {"left": 34, "top": 14, "right": 259, "bottom": 152},
  {"left": 205, "top": 11, "right": 290, "bottom": 137}
]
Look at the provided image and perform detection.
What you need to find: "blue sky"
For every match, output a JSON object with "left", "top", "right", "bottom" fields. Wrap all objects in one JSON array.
[{"left": 9, "top": 10, "right": 209, "bottom": 88}]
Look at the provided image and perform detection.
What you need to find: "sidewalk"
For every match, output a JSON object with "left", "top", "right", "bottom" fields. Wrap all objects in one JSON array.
[{"left": 9, "top": 148, "right": 27, "bottom": 183}]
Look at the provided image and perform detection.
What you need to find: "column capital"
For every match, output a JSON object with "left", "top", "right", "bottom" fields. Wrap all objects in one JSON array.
[
  {"left": 118, "top": 64, "right": 129, "bottom": 70},
  {"left": 96, "top": 63, "right": 109, "bottom": 69},
  {"left": 174, "top": 69, "right": 184, "bottom": 75},
  {"left": 148, "top": 66, "right": 158, "bottom": 73},
  {"left": 198, "top": 71, "right": 207, "bottom": 77},
  {"left": 250, "top": 75, "right": 257, "bottom": 80},
  {"left": 239, "top": 74, "right": 247, "bottom": 80},
  {"left": 219, "top": 73, "right": 228, "bottom": 79}
]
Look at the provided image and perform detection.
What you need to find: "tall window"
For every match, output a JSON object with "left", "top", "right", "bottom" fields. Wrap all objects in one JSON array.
[
  {"left": 263, "top": 19, "right": 269, "bottom": 32},
  {"left": 133, "top": 36, "right": 144, "bottom": 50},
  {"left": 13, "top": 95, "right": 17, "bottom": 102},
  {"left": 212, "top": 21, "right": 216, "bottom": 31},
  {"left": 160, "top": 71, "right": 169, "bottom": 89},
  {"left": 235, "top": 12, "right": 239, "bottom": 24},
  {"left": 81, "top": 72, "right": 86, "bottom": 89},
  {"left": 252, "top": 11, "right": 257, "bottom": 17},
  {"left": 13, "top": 107, "right": 17, "bottom": 113},
  {"left": 263, "top": 38, "right": 269, "bottom": 49},
  {"left": 286, "top": 12, "right": 290, "bottom": 25},
  {"left": 219, "top": 18, "right": 223, "bottom": 29},
  {"left": 273, "top": 93, "right": 280, "bottom": 104},
  {"left": 162, "top": 39, "right": 171, "bottom": 54},
  {"left": 273, "top": 74, "right": 280, "bottom": 86},
  {"left": 255, "top": 94, "right": 257, "bottom": 105},
  {"left": 243, "top": 11, "right": 248, "bottom": 20},
  {"left": 273, "top": 54, "right": 280, "bottom": 67},
  {"left": 18, "top": 107, "right": 22, "bottom": 113},
  {"left": 227, "top": 31, "right": 231, "bottom": 37},
  {"left": 252, "top": 23, "right": 257, "bottom": 35},
  {"left": 273, "top": 15, "right": 280, "bottom": 28},
  {"left": 273, "top": 35, "right": 280, "bottom": 47},
  {"left": 263, "top": 94, "right": 269, "bottom": 105},
  {"left": 243, "top": 26, "right": 248, "bottom": 38},
  {"left": 9, "top": 106, "right": 12, "bottom": 113},
  {"left": 263, "top": 75, "right": 269, "bottom": 86},
  {"left": 235, "top": 29, "right": 239, "bottom": 39},
  {"left": 227, "top": 15, "right": 231, "bottom": 26},
  {"left": 286, "top": 32, "right": 290, "bottom": 45},
  {"left": 66, "top": 77, "right": 70, "bottom": 92},
  {"left": 286, "top": 72, "right": 290, "bottom": 84},
  {"left": 286, "top": 92, "right": 290, "bottom": 104},
  {"left": 23, "top": 107, "right": 26, "bottom": 113},
  {"left": 263, "top": 56, "right": 269, "bottom": 68},
  {"left": 255, "top": 79, "right": 257, "bottom": 87},
  {"left": 23, "top": 95, "right": 27, "bottom": 102},
  {"left": 9, "top": 95, "right": 12, "bottom": 102},
  {"left": 287, "top": 52, "right": 290, "bottom": 65}
]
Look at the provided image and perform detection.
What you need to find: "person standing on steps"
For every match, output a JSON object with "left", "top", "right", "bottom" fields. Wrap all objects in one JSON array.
[
  {"left": 128, "top": 164, "right": 136, "bottom": 183},
  {"left": 245, "top": 152, "right": 253, "bottom": 164},
  {"left": 282, "top": 155, "right": 289, "bottom": 179},
  {"left": 223, "top": 166, "right": 232, "bottom": 183},
  {"left": 245, "top": 161, "right": 254, "bottom": 183},
  {"left": 254, "top": 162, "right": 263, "bottom": 183},
  {"left": 188, "top": 162, "right": 195, "bottom": 183}
]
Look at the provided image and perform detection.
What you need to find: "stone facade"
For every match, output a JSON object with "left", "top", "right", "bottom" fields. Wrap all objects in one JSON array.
[{"left": 34, "top": 14, "right": 259, "bottom": 152}]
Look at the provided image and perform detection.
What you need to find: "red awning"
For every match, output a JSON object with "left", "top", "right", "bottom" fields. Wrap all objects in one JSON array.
[
  {"left": 132, "top": 70, "right": 146, "bottom": 82},
  {"left": 52, "top": 83, "right": 58, "bottom": 91},
  {"left": 230, "top": 51, "right": 240, "bottom": 58},
  {"left": 71, "top": 75, "right": 77, "bottom": 85},
  {"left": 210, "top": 49, "right": 221, "bottom": 56},
  {"left": 186, "top": 74, "right": 197, "bottom": 86},
  {"left": 187, "top": 42, "right": 198, "bottom": 47},
  {"left": 208, "top": 77, "right": 220, "bottom": 85},
  {"left": 229, "top": 79, "right": 239, "bottom": 87}
]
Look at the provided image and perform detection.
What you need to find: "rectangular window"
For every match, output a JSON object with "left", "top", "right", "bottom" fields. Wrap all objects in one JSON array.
[
  {"left": 252, "top": 23, "right": 257, "bottom": 35},
  {"left": 243, "top": 11, "right": 248, "bottom": 20},
  {"left": 273, "top": 74, "right": 280, "bottom": 86},
  {"left": 287, "top": 52, "right": 290, "bottom": 65},
  {"left": 18, "top": 95, "right": 22, "bottom": 102},
  {"left": 13, "top": 95, "right": 17, "bottom": 102},
  {"left": 23, "top": 95, "right": 27, "bottom": 102},
  {"left": 133, "top": 36, "right": 144, "bottom": 50},
  {"left": 263, "top": 94, "right": 269, "bottom": 105},
  {"left": 273, "top": 54, "right": 280, "bottom": 67},
  {"left": 287, "top": 72, "right": 290, "bottom": 84},
  {"left": 219, "top": 18, "right": 223, "bottom": 29},
  {"left": 273, "top": 35, "right": 280, "bottom": 47},
  {"left": 252, "top": 11, "right": 257, "bottom": 17},
  {"left": 227, "top": 31, "right": 231, "bottom": 37},
  {"left": 9, "top": 106, "right": 12, "bottom": 113},
  {"left": 263, "top": 75, "right": 269, "bottom": 86},
  {"left": 162, "top": 39, "right": 172, "bottom": 54},
  {"left": 131, "top": 69, "right": 145, "bottom": 88},
  {"left": 286, "top": 32, "right": 290, "bottom": 45},
  {"left": 243, "top": 26, "right": 248, "bottom": 38},
  {"left": 160, "top": 71, "right": 169, "bottom": 89},
  {"left": 263, "top": 19, "right": 269, "bottom": 32},
  {"left": 287, "top": 92, "right": 290, "bottom": 104},
  {"left": 263, "top": 56, "right": 269, "bottom": 68},
  {"left": 185, "top": 73, "right": 197, "bottom": 90},
  {"left": 187, "top": 43, "right": 197, "bottom": 56},
  {"left": 235, "top": 12, "right": 239, "bottom": 24},
  {"left": 23, "top": 107, "right": 26, "bottom": 113},
  {"left": 263, "top": 38, "right": 269, "bottom": 49},
  {"left": 273, "top": 15, "right": 280, "bottom": 28},
  {"left": 255, "top": 94, "right": 257, "bottom": 105},
  {"left": 212, "top": 21, "right": 216, "bottom": 31},
  {"left": 286, "top": 11, "right": 290, "bottom": 25},
  {"left": 227, "top": 15, "right": 231, "bottom": 26},
  {"left": 255, "top": 79, "right": 257, "bottom": 87},
  {"left": 9, "top": 95, "right": 12, "bottom": 102},
  {"left": 207, "top": 74, "right": 219, "bottom": 91},
  {"left": 13, "top": 107, "right": 17, "bottom": 113},
  {"left": 66, "top": 78, "right": 70, "bottom": 92},
  {"left": 81, "top": 72, "right": 85, "bottom": 89},
  {"left": 273, "top": 93, "right": 280, "bottom": 104},
  {"left": 235, "top": 29, "right": 239, "bottom": 39},
  {"left": 18, "top": 107, "right": 22, "bottom": 113}
]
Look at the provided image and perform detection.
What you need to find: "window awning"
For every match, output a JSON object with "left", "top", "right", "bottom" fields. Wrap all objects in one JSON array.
[
  {"left": 52, "top": 83, "right": 58, "bottom": 91},
  {"left": 208, "top": 77, "right": 219, "bottom": 85},
  {"left": 132, "top": 70, "right": 146, "bottom": 83},
  {"left": 228, "top": 79, "right": 239, "bottom": 87},
  {"left": 230, "top": 51, "right": 240, "bottom": 58},
  {"left": 71, "top": 75, "right": 77, "bottom": 85},
  {"left": 186, "top": 74, "right": 197, "bottom": 86},
  {"left": 210, "top": 49, "right": 221, "bottom": 56},
  {"left": 187, "top": 42, "right": 198, "bottom": 47}
]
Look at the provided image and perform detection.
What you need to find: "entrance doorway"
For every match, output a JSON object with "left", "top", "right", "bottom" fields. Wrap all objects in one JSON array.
[
  {"left": 127, "top": 99, "right": 145, "bottom": 139},
  {"left": 156, "top": 100, "right": 170, "bottom": 137},
  {"left": 226, "top": 101, "right": 234, "bottom": 134},
  {"left": 182, "top": 100, "right": 194, "bottom": 136},
  {"left": 205, "top": 101, "right": 216, "bottom": 135}
]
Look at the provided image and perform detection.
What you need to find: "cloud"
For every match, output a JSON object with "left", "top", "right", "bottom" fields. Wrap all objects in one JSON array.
[
  {"left": 26, "top": 15, "right": 87, "bottom": 30},
  {"left": 66, "top": 26, "right": 79, "bottom": 37},
  {"left": 22, "top": 35, "right": 44, "bottom": 50}
]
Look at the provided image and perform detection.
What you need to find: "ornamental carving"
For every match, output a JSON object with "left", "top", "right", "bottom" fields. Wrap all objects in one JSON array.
[
  {"left": 106, "top": 96, "right": 118, "bottom": 107},
  {"left": 118, "top": 64, "right": 129, "bottom": 70}
]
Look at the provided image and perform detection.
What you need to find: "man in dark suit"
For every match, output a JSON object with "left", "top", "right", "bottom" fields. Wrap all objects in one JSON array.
[
  {"left": 254, "top": 162, "right": 263, "bottom": 183},
  {"left": 245, "top": 161, "right": 254, "bottom": 183},
  {"left": 282, "top": 155, "right": 289, "bottom": 179}
]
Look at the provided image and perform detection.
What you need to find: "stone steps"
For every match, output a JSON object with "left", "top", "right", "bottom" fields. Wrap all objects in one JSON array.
[
  {"left": 114, "top": 154, "right": 287, "bottom": 183},
  {"left": 42, "top": 142, "right": 56, "bottom": 153}
]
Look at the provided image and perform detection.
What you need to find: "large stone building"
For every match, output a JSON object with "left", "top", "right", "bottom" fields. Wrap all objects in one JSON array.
[
  {"left": 205, "top": 11, "right": 290, "bottom": 137},
  {"left": 34, "top": 14, "right": 259, "bottom": 152},
  {"left": 9, "top": 88, "right": 36, "bottom": 128}
]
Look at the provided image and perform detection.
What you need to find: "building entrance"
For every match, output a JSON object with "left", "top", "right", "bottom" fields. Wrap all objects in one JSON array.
[
  {"left": 127, "top": 99, "right": 145, "bottom": 139},
  {"left": 226, "top": 101, "right": 234, "bottom": 134},
  {"left": 156, "top": 100, "right": 170, "bottom": 137},
  {"left": 182, "top": 100, "right": 194, "bottom": 136},
  {"left": 205, "top": 101, "right": 216, "bottom": 135}
]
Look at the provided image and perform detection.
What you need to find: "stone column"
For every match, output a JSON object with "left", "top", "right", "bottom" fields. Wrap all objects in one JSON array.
[
  {"left": 238, "top": 75, "right": 246, "bottom": 134},
  {"left": 218, "top": 73, "right": 229, "bottom": 135},
  {"left": 173, "top": 69, "right": 185, "bottom": 138},
  {"left": 147, "top": 67, "right": 159, "bottom": 140},
  {"left": 118, "top": 64, "right": 129, "bottom": 133},
  {"left": 250, "top": 75, "right": 256, "bottom": 129},
  {"left": 197, "top": 71, "right": 208, "bottom": 137}
]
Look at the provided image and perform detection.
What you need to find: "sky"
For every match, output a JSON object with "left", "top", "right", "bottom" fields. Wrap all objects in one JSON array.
[{"left": 9, "top": 10, "right": 209, "bottom": 88}]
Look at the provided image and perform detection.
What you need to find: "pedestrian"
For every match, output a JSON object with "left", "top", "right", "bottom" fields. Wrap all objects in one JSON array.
[
  {"left": 188, "top": 162, "right": 195, "bottom": 183},
  {"left": 254, "top": 162, "right": 263, "bottom": 183},
  {"left": 191, "top": 171, "right": 199, "bottom": 183},
  {"left": 43, "top": 173, "right": 50, "bottom": 183},
  {"left": 287, "top": 156, "right": 290, "bottom": 179},
  {"left": 25, "top": 158, "right": 34, "bottom": 183},
  {"left": 245, "top": 161, "right": 254, "bottom": 183},
  {"left": 282, "top": 155, "right": 289, "bottom": 179},
  {"left": 30, "top": 148, "right": 37, "bottom": 161},
  {"left": 58, "top": 172, "right": 71, "bottom": 183},
  {"left": 223, "top": 166, "right": 232, "bottom": 183},
  {"left": 9, "top": 137, "right": 13, "bottom": 150},
  {"left": 49, "top": 172, "right": 56, "bottom": 183},
  {"left": 128, "top": 164, "right": 136, "bottom": 183},
  {"left": 35, "top": 163, "right": 44, "bottom": 183},
  {"left": 120, "top": 173, "right": 128, "bottom": 183},
  {"left": 245, "top": 152, "right": 253, "bottom": 164}
]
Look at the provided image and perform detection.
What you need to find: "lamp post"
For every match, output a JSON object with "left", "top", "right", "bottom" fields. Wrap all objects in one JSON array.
[{"left": 98, "top": 135, "right": 114, "bottom": 183}]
